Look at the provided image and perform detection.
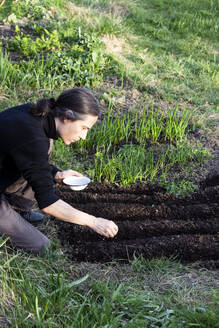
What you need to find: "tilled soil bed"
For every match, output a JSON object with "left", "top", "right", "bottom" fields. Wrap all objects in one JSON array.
[{"left": 55, "top": 175, "right": 219, "bottom": 268}]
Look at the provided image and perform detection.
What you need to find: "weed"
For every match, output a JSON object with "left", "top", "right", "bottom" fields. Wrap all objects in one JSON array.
[
  {"left": 52, "top": 33, "right": 107, "bottom": 87},
  {"left": 9, "top": 0, "right": 48, "bottom": 22},
  {"left": 7, "top": 29, "right": 61, "bottom": 56},
  {"left": 163, "top": 180, "right": 198, "bottom": 195},
  {"left": 1, "top": 30, "right": 107, "bottom": 89}
]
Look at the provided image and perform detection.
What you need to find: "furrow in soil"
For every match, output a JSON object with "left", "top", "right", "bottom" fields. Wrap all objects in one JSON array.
[{"left": 55, "top": 183, "right": 219, "bottom": 266}]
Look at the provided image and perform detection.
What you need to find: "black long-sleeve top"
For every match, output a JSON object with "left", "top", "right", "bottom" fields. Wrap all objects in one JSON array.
[{"left": 0, "top": 103, "right": 60, "bottom": 209}]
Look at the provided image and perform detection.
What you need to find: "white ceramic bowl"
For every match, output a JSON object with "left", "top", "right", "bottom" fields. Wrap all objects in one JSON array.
[{"left": 63, "top": 176, "right": 91, "bottom": 191}]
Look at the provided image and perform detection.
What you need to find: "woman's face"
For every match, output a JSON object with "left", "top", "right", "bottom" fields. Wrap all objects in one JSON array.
[{"left": 56, "top": 114, "right": 98, "bottom": 145}]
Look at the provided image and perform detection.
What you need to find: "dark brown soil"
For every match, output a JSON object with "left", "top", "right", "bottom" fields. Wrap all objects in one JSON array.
[{"left": 54, "top": 175, "right": 219, "bottom": 268}]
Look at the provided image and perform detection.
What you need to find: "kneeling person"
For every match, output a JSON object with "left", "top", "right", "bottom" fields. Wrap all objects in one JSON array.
[{"left": 0, "top": 88, "right": 118, "bottom": 254}]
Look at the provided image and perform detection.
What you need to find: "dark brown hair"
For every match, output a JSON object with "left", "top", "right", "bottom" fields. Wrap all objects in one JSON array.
[{"left": 30, "top": 88, "right": 100, "bottom": 121}]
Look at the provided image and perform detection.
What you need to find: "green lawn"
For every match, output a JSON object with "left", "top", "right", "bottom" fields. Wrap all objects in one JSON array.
[
  {"left": 0, "top": 0, "right": 218, "bottom": 326},
  {"left": 1, "top": 237, "right": 219, "bottom": 327}
]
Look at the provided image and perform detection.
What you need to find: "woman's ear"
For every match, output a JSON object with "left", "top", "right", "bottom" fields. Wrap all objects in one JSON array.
[{"left": 65, "top": 110, "right": 74, "bottom": 120}]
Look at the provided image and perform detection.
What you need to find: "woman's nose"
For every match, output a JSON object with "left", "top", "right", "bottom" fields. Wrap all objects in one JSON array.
[{"left": 80, "top": 130, "right": 88, "bottom": 140}]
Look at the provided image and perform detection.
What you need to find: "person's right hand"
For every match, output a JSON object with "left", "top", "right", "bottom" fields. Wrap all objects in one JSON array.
[{"left": 89, "top": 217, "right": 118, "bottom": 238}]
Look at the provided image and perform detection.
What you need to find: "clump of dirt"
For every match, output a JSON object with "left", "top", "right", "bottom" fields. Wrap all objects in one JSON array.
[{"left": 54, "top": 176, "right": 219, "bottom": 268}]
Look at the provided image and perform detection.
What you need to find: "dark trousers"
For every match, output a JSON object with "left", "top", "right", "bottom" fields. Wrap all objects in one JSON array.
[
  {"left": 0, "top": 179, "right": 50, "bottom": 255},
  {"left": 0, "top": 140, "right": 54, "bottom": 255}
]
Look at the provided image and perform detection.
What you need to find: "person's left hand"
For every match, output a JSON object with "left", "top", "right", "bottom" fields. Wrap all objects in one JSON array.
[{"left": 54, "top": 170, "right": 83, "bottom": 184}]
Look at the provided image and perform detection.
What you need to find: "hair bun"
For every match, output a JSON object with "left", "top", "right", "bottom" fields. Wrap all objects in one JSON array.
[{"left": 49, "top": 97, "right": 56, "bottom": 109}]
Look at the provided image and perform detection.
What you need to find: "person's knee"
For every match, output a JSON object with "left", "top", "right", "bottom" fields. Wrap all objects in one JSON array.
[{"left": 32, "top": 237, "right": 51, "bottom": 255}]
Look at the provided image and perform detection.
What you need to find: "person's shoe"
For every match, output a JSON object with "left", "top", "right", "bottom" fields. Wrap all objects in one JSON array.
[{"left": 21, "top": 211, "right": 45, "bottom": 226}]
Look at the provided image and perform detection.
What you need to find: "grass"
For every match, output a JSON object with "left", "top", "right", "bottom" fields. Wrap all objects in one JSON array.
[
  {"left": 0, "top": 0, "right": 218, "bottom": 326},
  {"left": 1, "top": 239, "right": 218, "bottom": 327},
  {"left": 1, "top": 0, "right": 215, "bottom": 190},
  {"left": 124, "top": 0, "right": 219, "bottom": 107},
  {"left": 91, "top": 141, "right": 209, "bottom": 188},
  {"left": 51, "top": 103, "right": 210, "bottom": 189}
]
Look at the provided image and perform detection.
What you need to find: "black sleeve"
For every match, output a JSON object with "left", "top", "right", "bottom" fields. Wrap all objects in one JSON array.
[
  {"left": 50, "top": 164, "right": 61, "bottom": 177},
  {"left": 9, "top": 138, "right": 60, "bottom": 209}
]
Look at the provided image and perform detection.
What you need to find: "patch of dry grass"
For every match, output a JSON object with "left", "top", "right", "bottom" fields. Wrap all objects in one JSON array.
[
  {"left": 60, "top": 256, "right": 219, "bottom": 307},
  {"left": 68, "top": 2, "right": 91, "bottom": 17}
]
